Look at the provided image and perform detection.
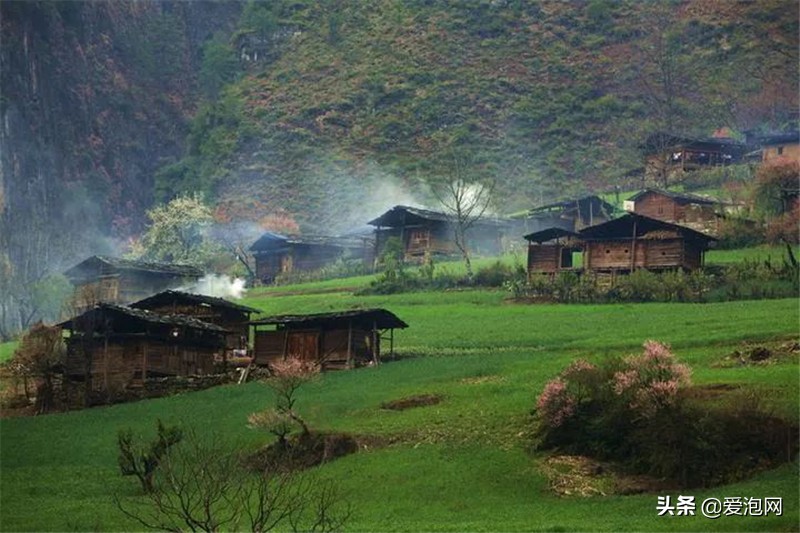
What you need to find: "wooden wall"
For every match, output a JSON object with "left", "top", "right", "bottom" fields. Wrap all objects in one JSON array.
[
  {"left": 65, "top": 338, "right": 218, "bottom": 394},
  {"left": 253, "top": 326, "right": 377, "bottom": 369},
  {"left": 585, "top": 239, "right": 693, "bottom": 271},
  {"left": 527, "top": 244, "right": 560, "bottom": 273},
  {"left": 763, "top": 143, "right": 800, "bottom": 163}
]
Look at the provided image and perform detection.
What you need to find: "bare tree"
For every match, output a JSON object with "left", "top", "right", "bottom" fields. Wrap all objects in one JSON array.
[
  {"left": 115, "top": 428, "right": 350, "bottom": 533},
  {"left": 432, "top": 155, "right": 495, "bottom": 279}
]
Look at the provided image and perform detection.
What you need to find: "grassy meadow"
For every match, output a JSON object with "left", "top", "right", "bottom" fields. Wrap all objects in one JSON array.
[{"left": 0, "top": 260, "right": 798, "bottom": 531}]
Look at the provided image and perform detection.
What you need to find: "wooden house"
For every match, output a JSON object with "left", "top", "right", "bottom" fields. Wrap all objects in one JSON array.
[
  {"left": 64, "top": 256, "right": 203, "bottom": 310},
  {"left": 59, "top": 304, "right": 228, "bottom": 395},
  {"left": 524, "top": 214, "right": 716, "bottom": 276},
  {"left": 523, "top": 228, "right": 583, "bottom": 276},
  {"left": 130, "top": 290, "right": 259, "bottom": 357},
  {"left": 579, "top": 214, "right": 716, "bottom": 273},
  {"left": 513, "top": 195, "right": 617, "bottom": 238},
  {"left": 641, "top": 133, "right": 745, "bottom": 185},
  {"left": 625, "top": 189, "right": 721, "bottom": 235},
  {"left": 761, "top": 131, "right": 800, "bottom": 163},
  {"left": 249, "top": 232, "right": 370, "bottom": 284},
  {"left": 251, "top": 308, "right": 408, "bottom": 370},
  {"left": 368, "top": 205, "right": 507, "bottom": 262}
]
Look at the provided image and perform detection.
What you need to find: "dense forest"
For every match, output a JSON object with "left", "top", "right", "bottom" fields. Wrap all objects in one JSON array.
[{"left": 0, "top": 0, "right": 798, "bottom": 336}]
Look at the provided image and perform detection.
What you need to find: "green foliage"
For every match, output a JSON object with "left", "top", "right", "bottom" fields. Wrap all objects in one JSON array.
[
  {"left": 199, "top": 33, "right": 240, "bottom": 100},
  {"left": 534, "top": 342, "right": 798, "bottom": 487},
  {"left": 117, "top": 420, "right": 184, "bottom": 493}
]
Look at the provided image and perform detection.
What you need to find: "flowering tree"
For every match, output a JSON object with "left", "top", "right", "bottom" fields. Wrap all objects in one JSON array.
[{"left": 248, "top": 358, "right": 320, "bottom": 448}]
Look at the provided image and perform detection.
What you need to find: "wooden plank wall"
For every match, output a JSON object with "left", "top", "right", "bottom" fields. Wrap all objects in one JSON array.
[
  {"left": 586, "top": 239, "right": 687, "bottom": 270},
  {"left": 254, "top": 330, "right": 286, "bottom": 365},
  {"left": 527, "top": 245, "right": 560, "bottom": 273}
]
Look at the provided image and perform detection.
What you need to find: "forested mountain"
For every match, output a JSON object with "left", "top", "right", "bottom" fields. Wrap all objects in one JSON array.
[{"left": 0, "top": 0, "right": 797, "bottom": 336}]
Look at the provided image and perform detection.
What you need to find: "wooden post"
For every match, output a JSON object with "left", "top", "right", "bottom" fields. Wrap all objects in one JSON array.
[
  {"left": 630, "top": 218, "right": 638, "bottom": 272},
  {"left": 372, "top": 320, "right": 379, "bottom": 364},
  {"left": 103, "top": 334, "right": 109, "bottom": 391},
  {"left": 282, "top": 326, "right": 289, "bottom": 360},
  {"left": 346, "top": 320, "right": 353, "bottom": 369}
]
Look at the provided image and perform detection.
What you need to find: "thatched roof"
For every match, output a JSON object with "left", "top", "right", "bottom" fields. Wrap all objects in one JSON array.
[
  {"left": 251, "top": 308, "right": 408, "bottom": 330},
  {"left": 130, "top": 290, "right": 260, "bottom": 314}
]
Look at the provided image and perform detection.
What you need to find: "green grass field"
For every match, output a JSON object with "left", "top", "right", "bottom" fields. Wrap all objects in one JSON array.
[{"left": 1, "top": 276, "right": 798, "bottom": 532}]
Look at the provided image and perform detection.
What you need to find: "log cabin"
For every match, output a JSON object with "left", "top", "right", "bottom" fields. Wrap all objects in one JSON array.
[
  {"left": 251, "top": 308, "right": 408, "bottom": 370},
  {"left": 525, "top": 214, "right": 717, "bottom": 276},
  {"left": 130, "top": 290, "right": 259, "bottom": 357},
  {"left": 64, "top": 256, "right": 203, "bottom": 310},
  {"left": 59, "top": 304, "right": 228, "bottom": 395},
  {"left": 625, "top": 189, "right": 721, "bottom": 235},
  {"left": 579, "top": 214, "right": 717, "bottom": 273},
  {"left": 368, "top": 205, "right": 507, "bottom": 262},
  {"left": 249, "top": 232, "right": 370, "bottom": 284}
]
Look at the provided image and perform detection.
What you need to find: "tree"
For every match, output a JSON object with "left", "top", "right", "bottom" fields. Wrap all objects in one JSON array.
[
  {"left": 431, "top": 154, "right": 495, "bottom": 279},
  {"left": 115, "top": 426, "right": 349, "bottom": 532},
  {"left": 248, "top": 358, "right": 320, "bottom": 449},
  {"left": 4, "top": 322, "right": 66, "bottom": 413},
  {"left": 199, "top": 33, "right": 239, "bottom": 100},
  {"left": 130, "top": 194, "right": 224, "bottom": 268}
]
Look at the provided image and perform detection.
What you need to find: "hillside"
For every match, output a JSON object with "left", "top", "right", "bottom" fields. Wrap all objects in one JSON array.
[{"left": 1, "top": 287, "right": 798, "bottom": 531}]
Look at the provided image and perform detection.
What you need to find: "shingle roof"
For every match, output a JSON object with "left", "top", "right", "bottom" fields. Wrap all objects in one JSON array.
[
  {"left": 64, "top": 255, "right": 204, "bottom": 280},
  {"left": 523, "top": 228, "right": 581, "bottom": 243},
  {"left": 578, "top": 213, "right": 717, "bottom": 244},
  {"left": 130, "top": 290, "right": 260, "bottom": 314},
  {"left": 249, "top": 232, "right": 367, "bottom": 252},
  {"left": 59, "top": 303, "right": 230, "bottom": 333},
  {"left": 251, "top": 308, "right": 408, "bottom": 330},
  {"left": 367, "top": 205, "right": 507, "bottom": 228}
]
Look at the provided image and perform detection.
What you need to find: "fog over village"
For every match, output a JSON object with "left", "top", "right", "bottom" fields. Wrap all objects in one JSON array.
[{"left": 0, "top": 1, "right": 798, "bottom": 531}]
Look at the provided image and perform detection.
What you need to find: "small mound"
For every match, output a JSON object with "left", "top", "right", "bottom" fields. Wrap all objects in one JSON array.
[
  {"left": 381, "top": 394, "right": 443, "bottom": 411},
  {"left": 249, "top": 431, "right": 360, "bottom": 472}
]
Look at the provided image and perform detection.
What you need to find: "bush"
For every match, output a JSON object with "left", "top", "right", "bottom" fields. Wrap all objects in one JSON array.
[
  {"left": 473, "top": 261, "right": 525, "bottom": 287},
  {"left": 533, "top": 341, "right": 798, "bottom": 487}
]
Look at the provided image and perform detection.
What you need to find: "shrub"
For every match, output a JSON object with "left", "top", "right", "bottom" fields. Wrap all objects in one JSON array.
[
  {"left": 473, "top": 261, "right": 525, "bottom": 287},
  {"left": 533, "top": 341, "right": 797, "bottom": 487}
]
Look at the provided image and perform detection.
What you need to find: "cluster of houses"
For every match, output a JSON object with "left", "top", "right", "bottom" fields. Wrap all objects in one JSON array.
[{"left": 52, "top": 129, "right": 798, "bottom": 400}]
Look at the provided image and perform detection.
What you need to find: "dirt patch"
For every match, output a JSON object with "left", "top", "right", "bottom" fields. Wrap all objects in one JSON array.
[
  {"left": 683, "top": 383, "right": 741, "bottom": 400},
  {"left": 541, "top": 455, "right": 676, "bottom": 497},
  {"left": 714, "top": 340, "right": 800, "bottom": 368},
  {"left": 381, "top": 394, "right": 443, "bottom": 411},
  {"left": 460, "top": 375, "right": 505, "bottom": 385},
  {"left": 249, "top": 431, "right": 364, "bottom": 472}
]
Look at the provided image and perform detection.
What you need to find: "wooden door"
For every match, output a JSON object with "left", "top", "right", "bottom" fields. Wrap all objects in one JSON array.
[{"left": 287, "top": 331, "right": 319, "bottom": 361}]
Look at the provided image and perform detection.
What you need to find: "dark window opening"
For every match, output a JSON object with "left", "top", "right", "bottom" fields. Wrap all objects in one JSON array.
[{"left": 778, "top": 146, "right": 784, "bottom": 155}]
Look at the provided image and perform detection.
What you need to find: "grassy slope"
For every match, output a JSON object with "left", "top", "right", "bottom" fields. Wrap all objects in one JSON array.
[
  {"left": 0, "top": 341, "right": 17, "bottom": 363},
  {"left": 1, "top": 279, "right": 798, "bottom": 531}
]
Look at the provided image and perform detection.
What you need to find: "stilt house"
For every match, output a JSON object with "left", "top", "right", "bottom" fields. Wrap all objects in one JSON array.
[
  {"left": 64, "top": 256, "right": 203, "bottom": 310},
  {"left": 251, "top": 308, "right": 408, "bottom": 370},
  {"left": 368, "top": 205, "right": 507, "bottom": 262},
  {"left": 512, "top": 195, "right": 617, "bottom": 238},
  {"left": 641, "top": 133, "right": 745, "bottom": 185},
  {"left": 249, "top": 232, "right": 370, "bottom": 284},
  {"left": 130, "top": 290, "right": 259, "bottom": 356},
  {"left": 59, "top": 304, "right": 228, "bottom": 395}
]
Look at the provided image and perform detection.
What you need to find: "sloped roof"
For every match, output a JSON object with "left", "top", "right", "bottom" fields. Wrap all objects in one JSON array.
[
  {"left": 251, "top": 308, "right": 408, "bottom": 330},
  {"left": 367, "top": 205, "right": 507, "bottom": 228},
  {"left": 522, "top": 195, "right": 618, "bottom": 218},
  {"left": 64, "top": 255, "right": 204, "bottom": 281},
  {"left": 59, "top": 303, "right": 230, "bottom": 333},
  {"left": 130, "top": 290, "right": 260, "bottom": 314},
  {"left": 249, "top": 232, "right": 366, "bottom": 252},
  {"left": 760, "top": 131, "right": 800, "bottom": 146},
  {"left": 578, "top": 213, "right": 717, "bottom": 244},
  {"left": 523, "top": 228, "right": 581, "bottom": 243},
  {"left": 640, "top": 132, "right": 746, "bottom": 153},
  {"left": 627, "top": 189, "right": 718, "bottom": 205}
]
